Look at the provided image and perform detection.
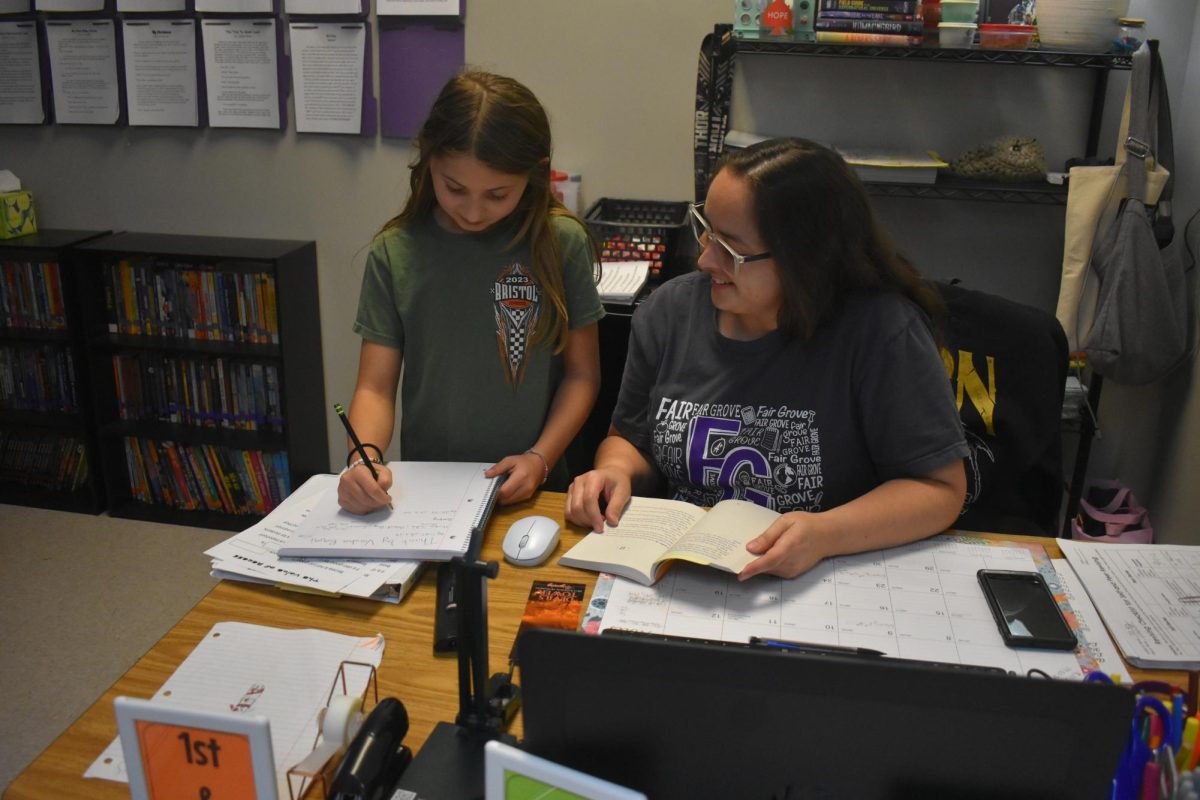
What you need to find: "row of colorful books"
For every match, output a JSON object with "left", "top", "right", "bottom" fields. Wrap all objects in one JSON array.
[
  {"left": 1, "top": 260, "right": 67, "bottom": 332},
  {"left": 0, "top": 428, "right": 89, "bottom": 491},
  {"left": 123, "top": 436, "right": 291, "bottom": 516},
  {"left": 103, "top": 258, "right": 279, "bottom": 345},
  {"left": 814, "top": 0, "right": 925, "bottom": 46},
  {"left": 0, "top": 343, "right": 78, "bottom": 414},
  {"left": 111, "top": 352, "right": 283, "bottom": 432}
]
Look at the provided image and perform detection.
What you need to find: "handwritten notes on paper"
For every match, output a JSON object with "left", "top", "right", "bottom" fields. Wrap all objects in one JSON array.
[
  {"left": 596, "top": 535, "right": 1087, "bottom": 679},
  {"left": 277, "top": 462, "right": 498, "bottom": 560},
  {"left": 85, "top": 622, "right": 385, "bottom": 793},
  {"left": 205, "top": 473, "right": 418, "bottom": 599}
]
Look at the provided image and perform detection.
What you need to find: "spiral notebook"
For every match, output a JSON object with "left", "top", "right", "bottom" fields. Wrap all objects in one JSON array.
[{"left": 277, "top": 461, "right": 501, "bottom": 560}]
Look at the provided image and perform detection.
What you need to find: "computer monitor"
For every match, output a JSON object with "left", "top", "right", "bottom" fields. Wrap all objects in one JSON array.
[{"left": 518, "top": 629, "right": 1134, "bottom": 800}]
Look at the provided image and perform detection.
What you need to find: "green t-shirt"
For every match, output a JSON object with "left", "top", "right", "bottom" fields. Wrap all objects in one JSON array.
[{"left": 353, "top": 214, "right": 604, "bottom": 478}]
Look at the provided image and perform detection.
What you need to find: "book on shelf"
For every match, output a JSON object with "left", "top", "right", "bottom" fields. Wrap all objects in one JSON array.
[
  {"left": 815, "top": 30, "right": 923, "bottom": 45},
  {"left": 838, "top": 149, "right": 948, "bottom": 184},
  {"left": 819, "top": 0, "right": 919, "bottom": 12},
  {"left": 815, "top": 17, "right": 924, "bottom": 34},
  {"left": 817, "top": 10, "right": 918, "bottom": 19},
  {"left": 277, "top": 461, "right": 503, "bottom": 560},
  {"left": 558, "top": 496, "right": 782, "bottom": 586}
]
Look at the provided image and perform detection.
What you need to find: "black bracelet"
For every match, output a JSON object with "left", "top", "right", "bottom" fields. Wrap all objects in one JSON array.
[{"left": 346, "top": 443, "right": 384, "bottom": 469}]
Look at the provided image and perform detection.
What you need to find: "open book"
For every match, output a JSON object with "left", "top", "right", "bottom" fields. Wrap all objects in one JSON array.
[
  {"left": 558, "top": 496, "right": 780, "bottom": 586},
  {"left": 277, "top": 462, "right": 501, "bottom": 560}
]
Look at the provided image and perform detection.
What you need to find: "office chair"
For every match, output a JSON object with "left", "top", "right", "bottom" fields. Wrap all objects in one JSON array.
[{"left": 934, "top": 280, "right": 1069, "bottom": 537}]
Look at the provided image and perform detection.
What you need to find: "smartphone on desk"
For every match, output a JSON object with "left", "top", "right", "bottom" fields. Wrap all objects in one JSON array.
[{"left": 977, "top": 569, "right": 1077, "bottom": 651}]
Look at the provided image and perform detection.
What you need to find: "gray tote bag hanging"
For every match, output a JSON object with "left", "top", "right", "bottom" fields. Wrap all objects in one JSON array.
[{"left": 1084, "top": 42, "right": 1188, "bottom": 385}]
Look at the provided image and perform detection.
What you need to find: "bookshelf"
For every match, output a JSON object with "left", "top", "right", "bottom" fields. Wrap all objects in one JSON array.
[
  {"left": 75, "top": 233, "right": 328, "bottom": 531},
  {"left": 0, "top": 230, "right": 109, "bottom": 513}
]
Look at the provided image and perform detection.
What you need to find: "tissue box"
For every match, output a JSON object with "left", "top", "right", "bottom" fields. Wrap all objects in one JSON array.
[{"left": 1, "top": 190, "right": 38, "bottom": 239}]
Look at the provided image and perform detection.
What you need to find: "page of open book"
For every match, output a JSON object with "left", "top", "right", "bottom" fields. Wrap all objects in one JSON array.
[
  {"left": 560, "top": 498, "right": 707, "bottom": 580},
  {"left": 663, "top": 499, "right": 779, "bottom": 574}
]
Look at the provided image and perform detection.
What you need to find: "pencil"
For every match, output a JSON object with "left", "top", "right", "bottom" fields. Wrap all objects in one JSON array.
[{"left": 335, "top": 402, "right": 380, "bottom": 482}]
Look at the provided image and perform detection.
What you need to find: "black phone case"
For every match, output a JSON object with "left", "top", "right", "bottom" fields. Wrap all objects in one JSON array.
[{"left": 977, "top": 569, "right": 1077, "bottom": 650}]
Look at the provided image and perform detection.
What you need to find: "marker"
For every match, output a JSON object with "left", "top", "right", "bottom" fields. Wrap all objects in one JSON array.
[
  {"left": 335, "top": 403, "right": 379, "bottom": 481},
  {"left": 748, "top": 637, "right": 886, "bottom": 658}
]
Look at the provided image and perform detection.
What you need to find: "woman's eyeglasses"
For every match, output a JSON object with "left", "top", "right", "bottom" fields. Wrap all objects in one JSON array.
[{"left": 688, "top": 203, "right": 771, "bottom": 271}]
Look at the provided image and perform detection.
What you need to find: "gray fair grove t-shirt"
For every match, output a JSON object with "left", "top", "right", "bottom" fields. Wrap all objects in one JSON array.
[
  {"left": 613, "top": 271, "right": 968, "bottom": 513},
  {"left": 353, "top": 214, "right": 604, "bottom": 477}
]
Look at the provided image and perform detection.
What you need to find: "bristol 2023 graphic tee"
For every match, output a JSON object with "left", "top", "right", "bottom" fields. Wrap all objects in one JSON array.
[{"left": 354, "top": 215, "right": 604, "bottom": 471}]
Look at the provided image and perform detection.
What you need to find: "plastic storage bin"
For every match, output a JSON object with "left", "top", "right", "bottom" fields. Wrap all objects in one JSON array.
[
  {"left": 583, "top": 198, "right": 689, "bottom": 281},
  {"left": 978, "top": 23, "right": 1035, "bottom": 48},
  {"left": 939, "top": 0, "right": 979, "bottom": 23},
  {"left": 938, "top": 21, "right": 976, "bottom": 47}
]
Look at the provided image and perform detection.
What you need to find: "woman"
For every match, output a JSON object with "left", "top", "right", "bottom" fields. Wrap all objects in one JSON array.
[{"left": 565, "top": 138, "right": 967, "bottom": 579}]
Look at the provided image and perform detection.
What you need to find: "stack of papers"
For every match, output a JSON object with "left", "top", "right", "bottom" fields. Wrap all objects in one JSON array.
[
  {"left": 205, "top": 474, "right": 423, "bottom": 603},
  {"left": 597, "top": 260, "right": 650, "bottom": 305}
]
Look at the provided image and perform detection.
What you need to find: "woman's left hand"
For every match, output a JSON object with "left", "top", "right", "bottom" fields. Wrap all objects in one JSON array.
[
  {"left": 737, "top": 511, "right": 829, "bottom": 580},
  {"left": 487, "top": 452, "right": 545, "bottom": 505}
]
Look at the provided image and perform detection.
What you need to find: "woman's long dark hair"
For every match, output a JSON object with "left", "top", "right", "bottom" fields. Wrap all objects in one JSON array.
[{"left": 717, "top": 137, "right": 943, "bottom": 339}]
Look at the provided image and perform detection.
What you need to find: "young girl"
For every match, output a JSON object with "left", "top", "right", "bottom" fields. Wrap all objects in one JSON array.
[{"left": 338, "top": 71, "right": 604, "bottom": 514}]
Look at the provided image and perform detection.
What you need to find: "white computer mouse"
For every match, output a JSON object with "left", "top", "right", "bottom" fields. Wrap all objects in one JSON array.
[{"left": 502, "top": 515, "right": 561, "bottom": 567}]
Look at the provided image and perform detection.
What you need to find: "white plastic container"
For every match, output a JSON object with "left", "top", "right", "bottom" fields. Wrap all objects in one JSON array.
[
  {"left": 1035, "top": 0, "right": 1130, "bottom": 51},
  {"left": 938, "top": 22, "right": 977, "bottom": 47}
]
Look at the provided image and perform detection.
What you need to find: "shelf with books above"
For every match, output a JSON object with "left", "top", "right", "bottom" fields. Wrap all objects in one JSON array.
[
  {"left": 733, "top": 36, "right": 1133, "bottom": 68},
  {"left": 74, "top": 232, "right": 328, "bottom": 530},
  {"left": 0, "top": 230, "right": 110, "bottom": 514}
]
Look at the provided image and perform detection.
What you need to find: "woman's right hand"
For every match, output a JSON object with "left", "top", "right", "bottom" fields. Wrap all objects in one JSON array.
[
  {"left": 565, "top": 466, "right": 632, "bottom": 533},
  {"left": 337, "top": 461, "right": 394, "bottom": 514}
]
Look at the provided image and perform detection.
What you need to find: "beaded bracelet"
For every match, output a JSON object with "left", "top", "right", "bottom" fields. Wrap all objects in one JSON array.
[
  {"left": 344, "top": 443, "right": 384, "bottom": 471},
  {"left": 525, "top": 448, "right": 549, "bottom": 485}
]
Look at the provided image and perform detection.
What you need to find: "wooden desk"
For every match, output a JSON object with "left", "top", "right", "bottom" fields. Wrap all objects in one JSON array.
[{"left": 5, "top": 496, "right": 1189, "bottom": 798}]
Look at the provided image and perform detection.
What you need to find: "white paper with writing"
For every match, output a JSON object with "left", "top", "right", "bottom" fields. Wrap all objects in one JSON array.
[{"left": 85, "top": 622, "right": 384, "bottom": 793}]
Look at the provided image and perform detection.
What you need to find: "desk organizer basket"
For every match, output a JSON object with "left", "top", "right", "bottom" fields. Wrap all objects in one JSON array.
[{"left": 584, "top": 198, "right": 689, "bottom": 281}]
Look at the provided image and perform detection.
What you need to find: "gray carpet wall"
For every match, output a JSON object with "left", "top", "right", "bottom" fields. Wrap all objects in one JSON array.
[{"left": 0, "top": 504, "right": 229, "bottom": 793}]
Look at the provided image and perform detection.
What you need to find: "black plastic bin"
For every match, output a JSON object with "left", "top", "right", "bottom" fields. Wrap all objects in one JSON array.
[{"left": 583, "top": 198, "right": 691, "bottom": 282}]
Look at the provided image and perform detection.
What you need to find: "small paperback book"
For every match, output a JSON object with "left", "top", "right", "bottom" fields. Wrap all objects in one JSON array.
[
  {"left": 509, "top": 580, "right": 586, "bottom": 664},
  {"left": 558, "top": 496, "right": 780, "bottom": 586}
]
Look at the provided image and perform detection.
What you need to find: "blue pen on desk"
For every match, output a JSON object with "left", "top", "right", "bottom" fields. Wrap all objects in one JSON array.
[{"left": 748, "top": 637, "right": 886, "bottom": 658}]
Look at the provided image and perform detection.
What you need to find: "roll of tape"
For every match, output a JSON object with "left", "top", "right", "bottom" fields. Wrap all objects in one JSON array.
[{"left": 321, "top": 695, "right": 364, "bottom": 747}]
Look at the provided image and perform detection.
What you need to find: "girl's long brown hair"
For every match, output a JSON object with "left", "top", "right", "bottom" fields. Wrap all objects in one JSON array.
[{"left": 381, "top": 70, "right": 598, "bottom": 352}]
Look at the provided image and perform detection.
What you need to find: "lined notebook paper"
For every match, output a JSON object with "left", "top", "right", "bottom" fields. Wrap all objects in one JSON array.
[{"left": 277, "top": 461, "right": 501, "bottom": 560}]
